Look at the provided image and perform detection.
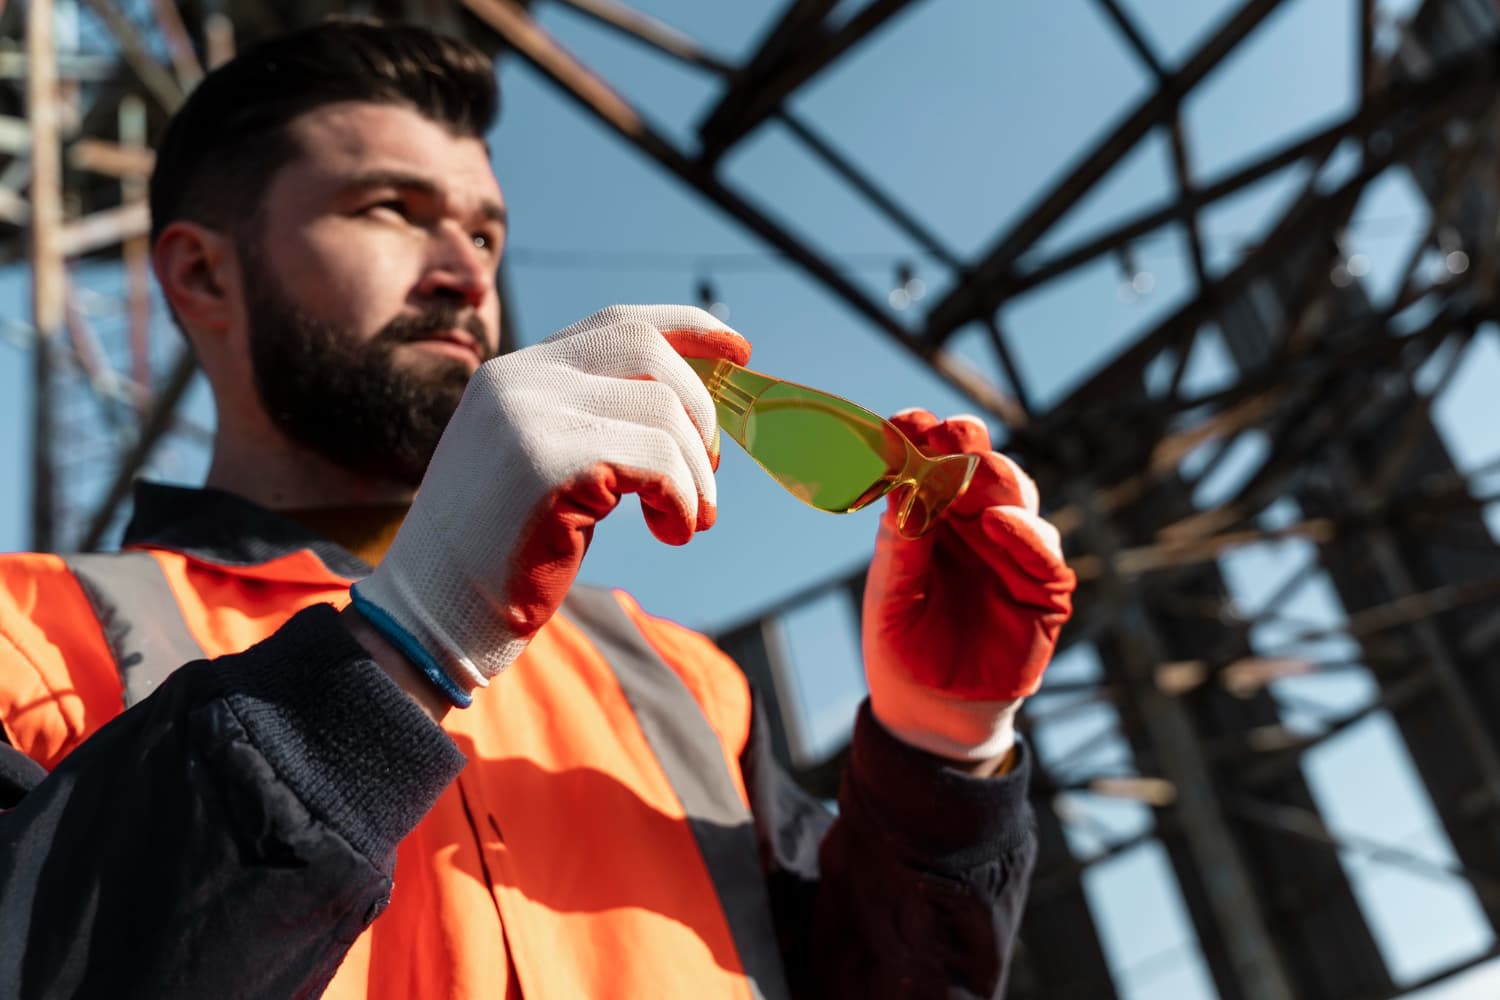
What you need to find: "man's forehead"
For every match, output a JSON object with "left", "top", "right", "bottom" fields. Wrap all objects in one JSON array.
[{"left": 286, "top": 101, "right": 501, "bottom": 201}]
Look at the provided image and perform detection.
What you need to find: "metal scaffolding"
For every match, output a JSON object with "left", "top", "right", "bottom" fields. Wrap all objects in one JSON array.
[{"left": 8, "top": 1, "right": 1500, "bottom": 996}]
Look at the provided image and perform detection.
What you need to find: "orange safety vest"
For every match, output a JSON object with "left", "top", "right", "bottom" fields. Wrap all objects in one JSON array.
[{"left": 0, "top": 531, "right": 790, "bottom": 998}]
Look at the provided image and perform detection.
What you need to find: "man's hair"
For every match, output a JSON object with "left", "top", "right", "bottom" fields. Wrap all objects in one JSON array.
[{"left": 149, "top": 18, "right": 499, "bottom": 245}]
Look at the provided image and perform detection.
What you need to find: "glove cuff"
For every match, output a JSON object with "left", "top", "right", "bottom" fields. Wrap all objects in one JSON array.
[
  {"left": 867, "top": 668, "right": 1022, "bottom": 762},
  {"left": 348, "top": 582, "right": 475, "bottom": 708},
  {"left": 356, "top": 500, "right": 532, "bottom": 696}
]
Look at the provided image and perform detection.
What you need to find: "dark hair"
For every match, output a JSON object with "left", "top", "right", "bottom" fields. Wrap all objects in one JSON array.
[{"left": 148, "top": 18, "right": 499, "bottom": 245}]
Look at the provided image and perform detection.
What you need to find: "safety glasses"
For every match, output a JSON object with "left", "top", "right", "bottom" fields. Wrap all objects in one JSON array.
[{"left": 687, "top": 357, "right": 978, "bottom": 539}]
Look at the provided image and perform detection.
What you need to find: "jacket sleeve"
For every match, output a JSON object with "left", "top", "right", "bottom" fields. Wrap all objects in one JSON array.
[
  {"left": 742, "top": 698, "right": 1037, "bottom": 1000},
  {"left": 0, "top": 603, "right": 466, "bottom": 1000}
]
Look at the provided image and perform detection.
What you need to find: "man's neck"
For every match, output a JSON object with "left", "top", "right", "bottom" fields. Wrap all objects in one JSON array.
[
  {"left": 279, "top": 502, "right": 411, "bottom": 566},
  {"left": 206, "top": 428, "right": 417, "bottom": 512}
]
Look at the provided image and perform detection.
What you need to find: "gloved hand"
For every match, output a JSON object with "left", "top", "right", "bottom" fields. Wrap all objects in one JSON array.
[
  {"left": 350, "top": 305, "right": 749, "bottom": 707},
  {"left": 862, "top": 411, "right": 1076, "bottom": 762}
]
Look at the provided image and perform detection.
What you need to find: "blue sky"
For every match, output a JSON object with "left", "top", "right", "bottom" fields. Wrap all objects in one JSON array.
[{"left": 6, "top": 1, "right": 1500, "bottom": 996}]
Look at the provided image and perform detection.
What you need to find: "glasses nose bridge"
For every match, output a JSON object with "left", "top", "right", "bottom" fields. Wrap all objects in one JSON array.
[
  {"left": 702, "top": 364, "right": 756, "bottom": 416},
  {"left": 891, "top": 479, "right": 934, "bottom": 538},
  {"left": 896, "top": 452, "right": 979, "bottom": 537},
  {"left": 692, "top": 359, "right": 768, "bottom": 445}
]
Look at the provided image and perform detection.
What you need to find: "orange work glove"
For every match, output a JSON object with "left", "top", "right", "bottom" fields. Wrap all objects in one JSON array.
[{"left": 862, "top": 411, "right": 1076, "bottom": 761}]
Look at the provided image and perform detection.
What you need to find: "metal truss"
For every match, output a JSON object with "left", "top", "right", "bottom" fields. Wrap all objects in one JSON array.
[{"left": 9, "top": 1, "right": 1500, "bottom": 997}]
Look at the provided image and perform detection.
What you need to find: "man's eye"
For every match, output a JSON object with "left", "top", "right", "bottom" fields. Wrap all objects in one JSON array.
[
  {"left": 473, "top": 232, "right": 499, "bottom": 253},
  {"left": 367, "top": 200, "right": 408, "bottom": 217}
]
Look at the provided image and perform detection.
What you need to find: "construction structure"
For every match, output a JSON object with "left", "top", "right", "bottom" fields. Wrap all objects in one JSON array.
[{"left": 6, "top": 1, "right": 1500, "bottom": 996}]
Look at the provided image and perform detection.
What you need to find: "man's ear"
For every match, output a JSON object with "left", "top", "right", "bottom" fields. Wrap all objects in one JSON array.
[{"left": 152, "top": 221, "right": 237, "bottom": 337}]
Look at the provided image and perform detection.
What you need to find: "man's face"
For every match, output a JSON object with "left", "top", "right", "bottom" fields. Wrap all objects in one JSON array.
[{"left": 238, "top": 101, "right": 506, "bottom": 487}]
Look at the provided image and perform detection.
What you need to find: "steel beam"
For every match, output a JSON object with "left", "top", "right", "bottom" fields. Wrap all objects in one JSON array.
[
  {"left": 695, "top": 0, "right": 922, "bottom": 162},
  {"left": 920, "top": 0, "right": 1292, "bottom": 346},
  {"left": 1079, "top": 493, "right": 1298, "bottom": 1000},
  {"left": 79, "top": 0, "right": 184, "bottom": 112},
  {"left": 1038, "top": 51, "right": 1492, "bottom": 435},
  {"left": 80, "top": 348, "right": 198, "bottom": 551},
  {"left": 550, "top": 0, "right": 734, "bottom": 74},
  {"left": 460, "top": 0, "right": 1017, "bottom": 421},
  {"left": 27, "top": 0, "right": 63, "bottom": 552}
]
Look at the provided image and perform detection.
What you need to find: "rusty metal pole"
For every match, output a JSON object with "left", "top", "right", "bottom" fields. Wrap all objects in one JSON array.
[
  {"left": 120, "top": 94, "right": 151, "bottom": 406},
  {"left": 204, "top": 14, "right": 236, "bottom": 71},
  {"left": 27, "top": 0, "right": 64, "bottom": 552}
]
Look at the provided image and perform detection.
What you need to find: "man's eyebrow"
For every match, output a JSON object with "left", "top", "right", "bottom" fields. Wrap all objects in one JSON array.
[
  {"left": 341, "top": 169, "right": 442, "bottom": 199},
  {"left": 341, "top": 169, "right": 507, "bottom": 226},
  {"left": 480, "top": 201, "right": 508, "bottom": 227}
]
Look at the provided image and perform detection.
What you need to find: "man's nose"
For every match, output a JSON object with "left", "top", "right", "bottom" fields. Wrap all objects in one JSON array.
[{"left": 414, "top": 222, "right": 494, "bottom": 310}]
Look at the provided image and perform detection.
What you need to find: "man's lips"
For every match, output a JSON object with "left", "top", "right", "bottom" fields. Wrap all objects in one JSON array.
[{"left": 407, "top": 329, "right": 485, "bottom": 365}]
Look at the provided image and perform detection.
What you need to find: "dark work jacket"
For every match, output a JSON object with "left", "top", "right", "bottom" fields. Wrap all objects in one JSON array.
[{"left": 0, "top": 482, "right": 1036, "bottom": 999}]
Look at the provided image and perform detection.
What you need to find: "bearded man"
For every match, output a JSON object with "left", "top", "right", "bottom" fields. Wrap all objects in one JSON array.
[{"left": 0, "top": 18, "right": 1075, "bottom": 1000}]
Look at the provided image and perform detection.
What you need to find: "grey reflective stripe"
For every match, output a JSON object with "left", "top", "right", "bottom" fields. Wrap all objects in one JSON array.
[
  {"left": 563, "top": 586, "right": 791, "bottom": 1000},
  {"left": 63, "top": 552, "right": 206, "bottom": 709}
]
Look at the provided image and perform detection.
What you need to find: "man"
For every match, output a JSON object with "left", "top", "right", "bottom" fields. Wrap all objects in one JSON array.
[{"left": 0, "top": 18, "right": 1075, "bottom": 1000}]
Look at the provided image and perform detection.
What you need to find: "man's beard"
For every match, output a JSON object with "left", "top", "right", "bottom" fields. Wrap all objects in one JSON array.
[{"left": 243, "top": 256, "right": 494, "bottom": 488}]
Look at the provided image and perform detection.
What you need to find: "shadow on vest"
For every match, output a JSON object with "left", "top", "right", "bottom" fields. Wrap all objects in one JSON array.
[{"left": 366, "top": 733, "right": 760, "bottom": 981}]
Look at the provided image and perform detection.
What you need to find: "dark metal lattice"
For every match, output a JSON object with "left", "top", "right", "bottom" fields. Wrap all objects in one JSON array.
[{"left": 7, "top": 1, "right": 1500, "bottom": 996}]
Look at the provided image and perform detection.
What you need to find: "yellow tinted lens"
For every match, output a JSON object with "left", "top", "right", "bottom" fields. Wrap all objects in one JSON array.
[
  {"left": 738, "top": 385, "right": 903, "bottom": 511},
  {"left": 686, "top": 358, "right": 973, "bottom": 532}
]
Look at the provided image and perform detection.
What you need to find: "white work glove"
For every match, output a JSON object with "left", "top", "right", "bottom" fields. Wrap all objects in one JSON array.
[
  {"left": 350, "top": 305, "right": 749, "bottom": 706},
  {"left": 863, "top": 411, "right": 1076, "bottom": 762}
]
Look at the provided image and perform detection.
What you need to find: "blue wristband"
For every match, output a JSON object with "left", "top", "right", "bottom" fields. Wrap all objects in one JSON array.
[{"left": 348, "top": 583, "right": 474, "bottom": 709}]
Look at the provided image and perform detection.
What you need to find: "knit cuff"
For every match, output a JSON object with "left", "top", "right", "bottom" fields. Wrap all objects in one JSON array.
[
  {"left": 213, "top": 603, "right": 466, "bottom": 864},
  {"left": 843, "top": 700, "right": 1034, "bottom": 874}
]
